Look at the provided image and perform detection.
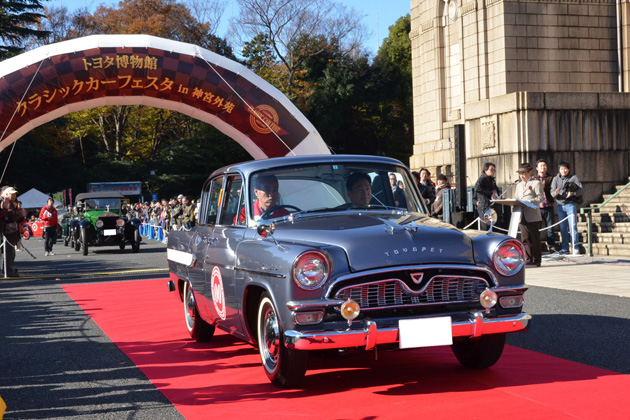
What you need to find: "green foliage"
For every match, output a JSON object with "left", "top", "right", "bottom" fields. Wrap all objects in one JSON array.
[
  {"left": 1, "top": 3, "right": 415, "bottom": 198},
  {"left": 0, "top": 0, "right": 49, "bottom": 60}
]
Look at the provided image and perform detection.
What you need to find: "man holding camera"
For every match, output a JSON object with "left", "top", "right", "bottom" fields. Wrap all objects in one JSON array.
[{"left": 551, "top": 161, "right": 583, "bottom": 255}]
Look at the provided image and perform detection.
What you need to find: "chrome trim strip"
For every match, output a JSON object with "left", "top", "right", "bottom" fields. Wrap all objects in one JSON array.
[
  {"left": 235, "top": 267, "right": 286, "bottom": 278},
  {"left": 166, "top": 248, "right": 196, "bottom": 268},
  {"left": 284, "top": 313, "right": 532, "bottom": 350},
  {"left": 287, "top": 299, "right": 345, "bottom": 311}
]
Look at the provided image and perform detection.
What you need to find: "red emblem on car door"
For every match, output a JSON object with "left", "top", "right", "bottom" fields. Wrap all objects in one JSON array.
[{"left": 211, "top": 266, "right": 227, "bottom": 320}]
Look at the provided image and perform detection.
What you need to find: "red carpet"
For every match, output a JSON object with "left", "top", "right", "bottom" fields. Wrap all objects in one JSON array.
[{"left": 63, "top": 280, "right": 630, "bottom": 420}]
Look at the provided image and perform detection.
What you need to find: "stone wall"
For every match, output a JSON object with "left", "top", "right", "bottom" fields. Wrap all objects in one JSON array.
[
  {"left": 465, "top": 91, "right": 630, "bottom": 203},
  {"left": 410, "top": 0, "right": 625, "bottom": 196}
]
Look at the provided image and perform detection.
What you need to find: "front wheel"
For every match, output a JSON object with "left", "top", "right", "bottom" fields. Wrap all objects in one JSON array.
[
  {"left": 451, "top": 333, "right": 506, "bottom": 369},
  {"left": 132, "top": 229, "right": 140, "bottom": 253},
  {"left": 257, "top": 293, "right": 308, "bottom": 388},
  {"left": 183, "top": 281, "right": 215, "bottom": 342},
  {"left": 81, "top": 228, "right": 88, "bottom": 256}
]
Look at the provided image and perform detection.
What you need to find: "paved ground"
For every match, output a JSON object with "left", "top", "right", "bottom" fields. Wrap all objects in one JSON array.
[
  {"left": 2, "top": 235, "right": 629, "bottom": 419},
  {"left": 526, "top": 253, "right": 630, "bottom": 298}
]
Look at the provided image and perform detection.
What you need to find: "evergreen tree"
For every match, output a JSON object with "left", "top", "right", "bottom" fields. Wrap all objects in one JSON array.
[{"left": 0, "top": 0, "right": 49, "bottom": 60}]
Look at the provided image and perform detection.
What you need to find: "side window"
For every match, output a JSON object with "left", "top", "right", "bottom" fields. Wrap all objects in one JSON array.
[
  {"left": 200, "top": 175, "right": 224, "bottom": 226},
  {"left": 219, "top": 175, "right": 244, "bottom": 226}
]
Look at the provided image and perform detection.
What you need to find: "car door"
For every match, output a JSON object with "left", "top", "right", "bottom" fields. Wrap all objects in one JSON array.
[
  {"left": 189, "top": 175, "right": 224, "bottom": 321},
  {"left": 204, "top": 174, "right": 247, "bottom": 335}
]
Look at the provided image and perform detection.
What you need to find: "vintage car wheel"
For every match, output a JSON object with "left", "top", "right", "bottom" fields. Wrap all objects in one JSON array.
[
  {"left": 81, "top": 228, "right": 89, "bottom": 256},
  {"left": 183, "top": 281, "right": 215, "bottom": 341},
  {"left": 63, "top": 235, "right": 69, "bottom": 246},
  {"left": 451, "top": 333, "right": 507, "bottom": 369},
  {"left": 74, "top": 234, "right": 80, "bottom": 251},
  {"left": 257, "top": 293, "right": 308, "bottom": 388},
  {"left": 132, "top": 230, "right": 141, "bottom": 253}
]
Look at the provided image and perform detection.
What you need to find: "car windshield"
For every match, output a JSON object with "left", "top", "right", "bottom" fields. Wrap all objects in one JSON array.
[
  {"left": 248, "top": 162, "right": 427, "bottom": 221},
  {"left": 82, "top": 198, "right": 121, "bottom": 210}
]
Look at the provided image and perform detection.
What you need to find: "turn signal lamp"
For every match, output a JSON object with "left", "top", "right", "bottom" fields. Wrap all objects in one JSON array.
[
  {"left": 499, "top": 295, "right": 524, "bottom": 308},
  {"left": 294, "top": 311, "right": 324, "bottom": 325},
  {"left": 340, "top": 299, "right": 360, "bottom": 322},
  {"left": 479, "top": 288, "right": 498, "bottom": 310}
]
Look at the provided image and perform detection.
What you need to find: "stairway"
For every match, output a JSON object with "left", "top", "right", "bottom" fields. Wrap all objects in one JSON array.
[{"left": 578, "top": 179, "right": 630, "bottom": 257}]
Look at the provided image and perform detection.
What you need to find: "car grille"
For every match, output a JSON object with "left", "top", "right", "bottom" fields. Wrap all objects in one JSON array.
[
  {"left": 99, "top": 217, "right": 119, "bottom": 230},
  {"left": 334, "top": 276, "right": 489, "bottom": 310}
]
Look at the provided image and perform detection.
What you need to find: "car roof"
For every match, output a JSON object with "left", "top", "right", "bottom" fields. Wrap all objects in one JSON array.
[
  {"left": 210, "top": 154, "right": 406, "bottom": 178},
  {"left": 75, "top": 192, "right": 126, "bottom": 201}
]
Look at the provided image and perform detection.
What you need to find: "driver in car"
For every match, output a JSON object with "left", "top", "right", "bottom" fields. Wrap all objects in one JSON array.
[
  {"left": 237, "top": 174, "right": 291, "bottom": 222},
  {"left": 346, "top": 172, "right": 372, "bottom": 208}
]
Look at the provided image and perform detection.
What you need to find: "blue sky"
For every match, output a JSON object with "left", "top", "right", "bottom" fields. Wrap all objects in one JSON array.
[{"left": 51, "top": 0, "right": 411, "bottom": 55}]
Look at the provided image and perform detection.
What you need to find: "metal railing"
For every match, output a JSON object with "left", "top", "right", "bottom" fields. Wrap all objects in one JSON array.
[{"left": 580, "top": 176, "right": 630, "bottom": 257}]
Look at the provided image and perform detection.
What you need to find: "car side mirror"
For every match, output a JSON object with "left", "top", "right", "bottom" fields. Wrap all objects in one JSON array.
[
  {"left": 484, "top": 209, "right": 498, "bottom": 232},
  {"left": 257, "top": 223, "right": 275, "bottom": 238}
]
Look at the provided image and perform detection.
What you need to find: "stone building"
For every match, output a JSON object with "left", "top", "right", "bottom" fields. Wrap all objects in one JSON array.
[{"left": 409, "top": 0, "right": 630, "bottom": 203}]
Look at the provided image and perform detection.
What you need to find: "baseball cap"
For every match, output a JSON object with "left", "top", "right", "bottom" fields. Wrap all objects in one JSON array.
[
  {"left": 2, "top": 186, "right": 17, "bottom": 194},
  {"left": 177, "top": 194, "right": 184, "bottom": 199}
]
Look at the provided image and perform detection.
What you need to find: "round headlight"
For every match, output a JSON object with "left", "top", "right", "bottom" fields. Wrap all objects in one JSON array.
[
  {"left": 493, "top": 240, "right": 525, "bottom": 276},
  {"left": 116, "top": 219, "right": 124, "bottom": 227},
  {"left": 95, "top": 219, "right": 104, "bottom": 228},
  {"left": 292, "top": 251, "right": 329, "bottom": 290}
]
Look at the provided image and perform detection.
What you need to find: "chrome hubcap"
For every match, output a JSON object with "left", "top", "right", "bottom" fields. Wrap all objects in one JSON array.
[
  {"left": 261, "top": 302, "right": 280, "bottom": 371},
  {"left": 184, "top": 283, "right": 195, "bottom": 331}
]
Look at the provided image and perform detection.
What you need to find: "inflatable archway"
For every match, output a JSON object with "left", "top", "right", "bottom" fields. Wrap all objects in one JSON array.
[{"left": 0, "top": 34, "right": 330, "bottom": 159}]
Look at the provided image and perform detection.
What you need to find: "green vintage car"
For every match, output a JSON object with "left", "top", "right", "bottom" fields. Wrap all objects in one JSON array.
[{"left": 65, "top": 192, "right": 142, "bottom": 255}]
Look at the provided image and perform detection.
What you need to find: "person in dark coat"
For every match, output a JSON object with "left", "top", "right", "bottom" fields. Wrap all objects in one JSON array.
[{"left": 474, "top": 162, "right": 499, "bottom": 230}]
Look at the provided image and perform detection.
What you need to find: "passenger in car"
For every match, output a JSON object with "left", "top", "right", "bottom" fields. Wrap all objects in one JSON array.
[
  {"left": 237, "top": 174, "right": 291, "bottom": 222},
  {"left": 346, "top": 172, "right": 372, "bottom": 208}
]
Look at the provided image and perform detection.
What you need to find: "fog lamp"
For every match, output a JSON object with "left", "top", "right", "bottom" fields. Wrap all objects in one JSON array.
[
  {"left": 479, "top": 288, "right": 498, "bottom": 311},
  {"left": 340, "top": 299, "right": 360, "bottom": 323},
  {"left": 499, "top": 295, "right": 524, "bottom": 308},
  {"left": 294, "top": 311, "right": 324, "bottom": 325}
]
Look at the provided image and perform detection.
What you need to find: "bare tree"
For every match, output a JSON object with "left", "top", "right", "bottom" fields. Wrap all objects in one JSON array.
[{"left": 235, "top": 0, "right": 368, "bottom": 88}]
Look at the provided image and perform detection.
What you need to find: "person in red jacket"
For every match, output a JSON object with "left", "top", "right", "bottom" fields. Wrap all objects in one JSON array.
[{"left": 39, "top": 197, "right": 58, "bottom": 256}]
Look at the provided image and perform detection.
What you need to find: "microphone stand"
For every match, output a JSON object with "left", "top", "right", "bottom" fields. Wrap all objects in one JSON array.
[{"left": 495, "top": 179, "right": 520, "bottom": 200}]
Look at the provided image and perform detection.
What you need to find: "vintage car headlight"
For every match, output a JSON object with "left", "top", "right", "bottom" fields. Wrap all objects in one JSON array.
[
  {"left": 292, "top": 251, "right": 329, "bottom": 290},
  {"left": 95, "top": 220, "right": 104, "bottom": 228},
  {"left": 493, "top": 240, "right": 525, "bottom": 276},
  {"left": 116, "top": 219, "right": 124, "bottom": 227}
]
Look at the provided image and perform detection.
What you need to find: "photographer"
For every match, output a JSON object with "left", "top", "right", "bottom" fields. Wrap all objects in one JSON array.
[{"left": 551, "top": 161, "right": 583, "bottom": 255}]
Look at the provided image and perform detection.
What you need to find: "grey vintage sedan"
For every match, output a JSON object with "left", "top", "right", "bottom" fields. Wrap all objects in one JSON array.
[{"left": 166, "top": 155, "right": 531, "bottom": 387}]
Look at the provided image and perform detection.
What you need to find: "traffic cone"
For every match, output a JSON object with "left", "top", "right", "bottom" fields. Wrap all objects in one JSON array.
[
  {"left": 148, "top": 224, "right": 155, "bottom": 240},
  {"left": 157, "top": 226, "right": 164, "bottom": 241},
  {"left": 139, "top": 222, "right": 145, "bottom": 236}
]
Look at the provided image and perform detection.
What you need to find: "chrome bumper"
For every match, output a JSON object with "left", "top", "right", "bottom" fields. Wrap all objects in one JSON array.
[{"left": 284, "top": 312, "right": 531, "bottom": 351}]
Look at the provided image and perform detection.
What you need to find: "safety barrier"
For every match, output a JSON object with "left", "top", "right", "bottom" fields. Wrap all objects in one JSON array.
[
  {"left": 140, "top": 222, "right": 167, "bottom": 243},
  {"left": 463, "top": 214, "right": 579, "bottom": 254}
]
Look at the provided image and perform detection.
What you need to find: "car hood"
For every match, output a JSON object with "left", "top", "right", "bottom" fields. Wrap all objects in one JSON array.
[{"left": 270, "top": 212, "right": 475, "bottom": 271}]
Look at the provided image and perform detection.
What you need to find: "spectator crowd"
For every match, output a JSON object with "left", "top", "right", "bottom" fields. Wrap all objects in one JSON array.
[{"left": 123, "top": 194, "right": 199, "bottom": 243}]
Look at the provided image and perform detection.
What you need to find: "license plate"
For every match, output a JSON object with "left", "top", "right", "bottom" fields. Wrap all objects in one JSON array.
[
  {"left": 103, "top": 229, "right": 117, "bottom": 236},
  {"left": 398, "top": 317, "right": 453, "bottom": 349}
]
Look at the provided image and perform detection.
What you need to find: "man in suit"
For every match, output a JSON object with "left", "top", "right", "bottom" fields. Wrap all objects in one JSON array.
[{"left": 514, "top": 163, "right": 544, "bottom": 267}]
